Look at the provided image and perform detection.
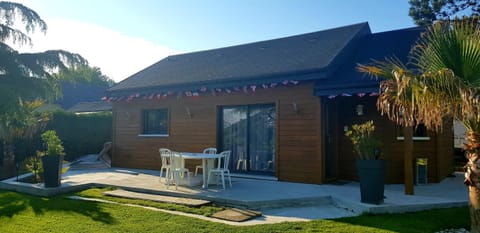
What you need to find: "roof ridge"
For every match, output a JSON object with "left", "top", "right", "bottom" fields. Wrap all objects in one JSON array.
[{"left": 168, "top": 22, "right": 370, "bottom": 58}]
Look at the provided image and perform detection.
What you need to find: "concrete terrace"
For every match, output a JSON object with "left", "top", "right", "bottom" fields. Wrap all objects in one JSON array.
[{"left": 0, "top": 156, "right": 469, "bottom": 225}]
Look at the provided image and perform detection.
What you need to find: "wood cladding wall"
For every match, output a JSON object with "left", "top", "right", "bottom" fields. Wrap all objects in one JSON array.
[
  {"left": 330, "top": 96, "right": 454, "bottom": 184},
  {"left": 111, "top": 83, "right": 454, "bottom": 185},
  {"left": 111, "top": 83, "right": 324, "bottom": 184}
]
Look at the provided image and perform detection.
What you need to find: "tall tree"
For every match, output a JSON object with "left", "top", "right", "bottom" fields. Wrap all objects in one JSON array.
[
  {"left": 0, "top": 1, "right": 88, "bottom": 109},
  {"left": 358, "top": 19, "right": 480, "bottom": 233},
  {"left": 409, "top": 0, "right": 480, "bottom": 26},
  {"left": 55, "top": 66, "right": 115, "bottom": 88},
  {"left": 0, "top": 1, "right": 88, "bottom": 177},
  {"left": 0, "top": 1, "right": 46, "bottom": 46}
]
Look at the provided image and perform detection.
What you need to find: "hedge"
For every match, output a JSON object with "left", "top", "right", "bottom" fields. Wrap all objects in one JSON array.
[
  {"left": 4, "top": 111, "right": 112, "bottom": 163},
  {"left": 46, "top": 111, "right": 112, "bottom": 161}
]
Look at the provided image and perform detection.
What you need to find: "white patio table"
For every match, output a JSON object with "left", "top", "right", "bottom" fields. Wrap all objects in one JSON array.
[{"left": 180, "top": 152, "right": 222, "bottom": 189}]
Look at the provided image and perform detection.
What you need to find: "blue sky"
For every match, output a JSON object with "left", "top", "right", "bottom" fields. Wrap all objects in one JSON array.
[{"left": 13, "top": 0, "right": 415, "bottom": 82}]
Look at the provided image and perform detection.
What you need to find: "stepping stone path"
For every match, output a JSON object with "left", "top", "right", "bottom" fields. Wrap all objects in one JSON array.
[
  {"left": 212, "top": 208, "right": 262, "bottom": 222},
  {"left": 103, "top": 189, "right": 211, "bottom": 207}
]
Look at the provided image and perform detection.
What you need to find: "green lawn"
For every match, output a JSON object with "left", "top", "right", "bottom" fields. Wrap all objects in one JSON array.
[{"left": 0, "top": 189, "right": 469, "bottom": 233}]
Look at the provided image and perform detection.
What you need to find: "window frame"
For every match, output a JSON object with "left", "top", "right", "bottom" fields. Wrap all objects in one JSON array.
[
  {"left": 396, "top": 124, "right": 430, "bottom": 141},
  {"left": 139, "top": 108, "right": 169, "bottom": 137}
]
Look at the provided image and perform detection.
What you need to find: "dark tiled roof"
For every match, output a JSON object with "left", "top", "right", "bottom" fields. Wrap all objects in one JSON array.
[
  {"left": 314, "top": 26, "right": 424, "bottom": 96},
  {"left": 109, "top": 22, "right": 370, "bottom": 93},
  {"left": 67, "top": 101, "right": 112, "bottom": 113},
  {"left": 57, "top": 82, "right": 108, "bottom": 109}
]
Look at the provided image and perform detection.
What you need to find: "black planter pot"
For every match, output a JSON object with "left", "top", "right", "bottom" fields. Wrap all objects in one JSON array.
[
  {"left": 356, "top": 159, "right": 386, "bottom": 204},
  {"left": 42, "top": 155, "right": 63, "bottom": 188}
]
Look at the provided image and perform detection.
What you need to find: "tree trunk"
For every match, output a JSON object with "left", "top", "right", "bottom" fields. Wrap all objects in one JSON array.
[
  {"left": 403, "top": 126, "right": 414, "bottom": 195},
  {"left": 464, "top": 131, "right": 480, "bottom": 233}
]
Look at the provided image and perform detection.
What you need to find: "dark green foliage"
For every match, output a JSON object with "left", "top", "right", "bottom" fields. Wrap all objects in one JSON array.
[
  {"left": 8, "top": 111, "right": 112, "bottom": 163},
  {"left": 38, "top": 130, "right": 65, "bottom": 157},
  {"left": 0, "top": 42, "right": 89, "bottom": 106},
  {"left": 409, "top": 0, "right": 480, "bottom": 26},
  {"left": 46, "top": 111, "right": 112, "bottom": 161},
  {"left": 55, "top": 66, "right": 115, "bottom": 88}
]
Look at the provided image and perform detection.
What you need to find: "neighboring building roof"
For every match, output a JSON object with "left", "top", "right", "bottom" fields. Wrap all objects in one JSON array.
[
  {"left": 57, "top": 82, "right": 108, "bottom": 109},
  {"left": 314, "top": 26, "right": 424, "bottom": 96},
  {"left": 67, "top": 101, "right": 112, "bottom": 113},
  {"left": 108, "top": 22, "right": 371, "bottom": 94}
]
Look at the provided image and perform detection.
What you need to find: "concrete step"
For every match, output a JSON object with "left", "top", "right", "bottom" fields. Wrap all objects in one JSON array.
[{"left": 104, "top": 189, "right": 211, "bottom": 207}]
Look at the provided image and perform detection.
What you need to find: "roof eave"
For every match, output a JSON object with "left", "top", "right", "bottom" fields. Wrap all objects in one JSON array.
[{"left": 107, "top": 68, "right": 329, "bottom": 96}]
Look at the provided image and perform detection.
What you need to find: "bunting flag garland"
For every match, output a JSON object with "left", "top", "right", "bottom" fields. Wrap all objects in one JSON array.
[
  {"left": 242, "top": 86, "right": 248, "bottom": 94},
  {"left": 102, "top": 80, "right": 303, "bottom": 102}
]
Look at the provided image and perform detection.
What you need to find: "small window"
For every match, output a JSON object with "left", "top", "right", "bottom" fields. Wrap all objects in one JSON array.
[
  {"left": 397, "top": 124, "right": 430, "bottom": 141},
  {"left": 142, "top": 109, "right": 168, "bottom": 135}
]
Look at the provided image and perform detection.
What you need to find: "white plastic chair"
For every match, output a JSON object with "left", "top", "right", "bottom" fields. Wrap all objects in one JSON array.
[
  {"left": 236, "top": 151, "right": 247, "bottom": 171},
  {"left": 166, "top": 152, "right": 191, "bottom": 190},
  {"left": 195, "top": 147, "right": 217, "bottom": 176},
  {"left": 207, "top": 150, "right": 232, "bottom": 189},
  {"left": 159, "top": 148, "right": 171, "bottom": 182}
]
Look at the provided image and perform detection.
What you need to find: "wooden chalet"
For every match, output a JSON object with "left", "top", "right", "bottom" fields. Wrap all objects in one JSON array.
[{"left": 105, "top": 22, "right": 454, "bottom": 184}]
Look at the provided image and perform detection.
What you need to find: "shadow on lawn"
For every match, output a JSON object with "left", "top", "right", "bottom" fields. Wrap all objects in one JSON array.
[
  {"left": 0, "top": 190, "right": 116, "bottom": 224},
  {"left": 331, "top": 207, "right": 469, "bottom": 233}
]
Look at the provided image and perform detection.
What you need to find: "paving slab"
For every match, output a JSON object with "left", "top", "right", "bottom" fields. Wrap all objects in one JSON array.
[
  {"left": 211, "top": 208, "right": 262, "bottom": 222},
  {"left": 104, "top": 189, "right": 211, "bottom": 207}
]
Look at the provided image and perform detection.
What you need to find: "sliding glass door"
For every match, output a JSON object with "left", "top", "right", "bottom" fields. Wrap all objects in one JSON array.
[{"left": 220, "top": 104, "right": 276, "bottom": 175}]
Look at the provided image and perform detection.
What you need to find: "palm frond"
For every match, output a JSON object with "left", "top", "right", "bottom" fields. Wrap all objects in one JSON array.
[{"left": 411, "top": 20, "right": 480, "bottom": 85}]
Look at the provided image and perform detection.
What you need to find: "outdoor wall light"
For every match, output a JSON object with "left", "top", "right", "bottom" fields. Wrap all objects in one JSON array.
[
  {"left": 292, "top": 101, "right": 299, "bottom": 114},
  {"left": 185, "top": 106, "right": 192, "bottom": 118},
  {"left": 355, "top": 104, "right": 364, "bottom": 116},
  {"left": 121, "top": 111, "right": 131, "bottom": 120}
]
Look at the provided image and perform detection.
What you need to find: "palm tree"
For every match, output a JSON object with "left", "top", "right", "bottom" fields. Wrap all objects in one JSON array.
[{"left": 358, "top": 19, "right": 480, "bottom": 232}]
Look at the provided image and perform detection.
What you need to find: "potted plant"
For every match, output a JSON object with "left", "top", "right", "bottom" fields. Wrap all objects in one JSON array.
[
  {"left": 38, "top": 130, "right": 65, "bottom": 188},
  {"left": 345, "top": 120, "right": 385, "bottom": 204}
]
